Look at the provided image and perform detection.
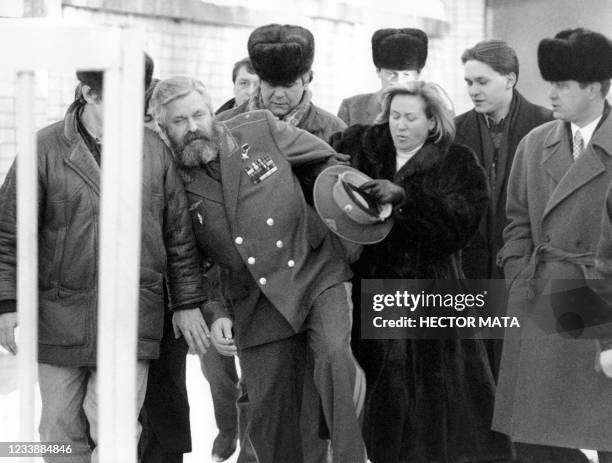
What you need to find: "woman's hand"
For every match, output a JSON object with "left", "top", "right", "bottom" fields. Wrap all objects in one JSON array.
[{"left": 360, "top": 179, "right": 405, "bottom": 205}]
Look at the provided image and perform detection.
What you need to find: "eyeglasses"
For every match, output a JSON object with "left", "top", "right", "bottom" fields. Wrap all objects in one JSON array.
[{"left": 380, "top": 69, "right": 420, "bottom": 83}]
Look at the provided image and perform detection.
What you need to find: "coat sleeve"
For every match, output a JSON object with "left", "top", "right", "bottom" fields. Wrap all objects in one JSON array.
[
  {"left": 265, "top": 111, "right": 344, "bottom": 203},
  {"left": 394, "top": 145, "right": 489, "bottom": 258},
  {"left": 497, "top": 136, "right": 534, "bottom": 288},
  {"left": 161, "top": 146, "right": 205, "bottom": 310},
  {"left": 266, "top": 111, "right": 337, "bottom": 168},
  {"left": 329, "top": 124, "right": 373, "bottom": 172},
  {"left": 0, "top": 161, "right": 18, "bottom": 310},
  {"left": 585, "top": 185, "right": 612, "bottom": 341},
  {"left": 201, "top": 263, "right": 232, "bottom": 325},
  {"left": 0, "top": 147, "right": 46, "bottom": 313}
]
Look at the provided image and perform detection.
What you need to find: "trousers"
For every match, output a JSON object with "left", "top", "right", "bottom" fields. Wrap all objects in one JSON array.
[
  {"left": 39, "top": 361, "right": 149, "bottom": 463},
  {"left": 238, "top": 282, "right": 366, "bottom": 463}
]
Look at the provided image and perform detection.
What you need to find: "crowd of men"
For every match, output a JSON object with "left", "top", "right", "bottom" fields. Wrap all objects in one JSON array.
[{"left": 1, "top": 18, "right": 612, "bottom": 463}]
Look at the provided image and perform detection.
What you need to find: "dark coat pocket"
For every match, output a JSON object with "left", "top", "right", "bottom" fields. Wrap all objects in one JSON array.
[
  {"left": 39, "top": 287, "right": 88, "bottom": 347},
  {"left": 139, "top": 269, "right": 164, "bottom": 341}
]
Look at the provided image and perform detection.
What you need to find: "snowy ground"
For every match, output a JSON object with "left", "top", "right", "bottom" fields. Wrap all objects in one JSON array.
[{"left": 0, "top": 351, "right": 598, "bottom": 463}]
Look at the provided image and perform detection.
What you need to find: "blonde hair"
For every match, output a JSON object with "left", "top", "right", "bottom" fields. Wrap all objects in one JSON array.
[{"left": 375, "top": 81, "right": 455, "bottom": 152}]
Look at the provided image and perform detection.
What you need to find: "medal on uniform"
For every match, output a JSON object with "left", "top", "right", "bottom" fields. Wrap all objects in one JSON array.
[
  {"left": 241, "top": 143, "right": 250, "bottom": 160},
  {"left": 243, "top": 153, "right": 278, "bottom": 184}
]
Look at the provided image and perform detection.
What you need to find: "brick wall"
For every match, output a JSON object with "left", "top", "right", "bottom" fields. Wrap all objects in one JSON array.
[{"left": 0, "top": 0, "right": 485, "bottom": 182}]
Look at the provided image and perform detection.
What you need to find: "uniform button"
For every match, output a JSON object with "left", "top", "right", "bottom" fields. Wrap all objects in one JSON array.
[
  {"left": 247, "top": 257, "right": 256, "bottom": 265},
  {"left": 266, "top": 218, "right": 274, "bottom": 226},
  {"left": 276, "top": 240, "right": 283, "bottom": 248},
  {"left": 288, "top": 260, "right": 295, "bottom": 268},
  {"left": 259, "top": 277, "right": 267, "bottom": 285},
  {"left": 235, "top": 236, "right": 243, "bottom": 245},
  {"left": 245, "top": 114, "right": 250, "bottom": 119}
]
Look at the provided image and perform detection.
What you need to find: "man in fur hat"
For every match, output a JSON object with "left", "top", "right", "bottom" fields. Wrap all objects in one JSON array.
[
  {"left": 217, "top": 24, "right": 345, "bottom": 143},
  {"left": 150, "top": 75, "right": 367, "bottom": 463},
  {"left": 216, "top": 24, "right": 349, "bottom": 463},
  {"left": 494, "top": 28, "right": 612, "bottom": 463},
  {"left": 337, "top": 28, "right": 428, "bottom": 126}
]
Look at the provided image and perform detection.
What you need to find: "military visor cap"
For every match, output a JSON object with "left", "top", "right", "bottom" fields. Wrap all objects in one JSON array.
[{"left": 314, "top": 165, "right": 394, "bottom": 245}]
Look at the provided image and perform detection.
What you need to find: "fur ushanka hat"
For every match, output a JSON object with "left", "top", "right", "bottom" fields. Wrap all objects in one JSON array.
[
  {"left": 371, "top": 28, "right": 428, "bottom": 71},
  {"left": 248, "top": 24, "right": 314, "bottom": 86},
  {"left": 538, "top": 28, "right": 612, "bottom": 82}
]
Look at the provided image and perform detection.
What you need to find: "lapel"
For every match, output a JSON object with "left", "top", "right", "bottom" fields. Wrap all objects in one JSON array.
[
  {"left": 493, "top": 92, "right": 523, "bottom": 211},
  {"left": 62, "top": 106, "right": 101, "bottom": 195},
  {"left": 183, "top": 168, "right": 224, "bottom": 203},
  {"left": 218, "top": 124, "right": 242, "bottom": 221},
  {"left": 363, "top": 92, "right": 382, "bottom": 123},
  {"left": 297, "top": 104, "right": 321, "bottom": 133},
  {"left": 542, "top": 119, "right": 606, "bottom": 219},
  {"left": 64, "top": 141, "right": 101, "bottom": 195},
  {"left": 455, "top": 110, "right": 482, "bottom": 163}
]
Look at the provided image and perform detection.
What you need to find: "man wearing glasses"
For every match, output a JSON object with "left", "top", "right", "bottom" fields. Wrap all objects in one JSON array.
[{"left": 337, "top": 28, "right": 428, "bottom": 126}]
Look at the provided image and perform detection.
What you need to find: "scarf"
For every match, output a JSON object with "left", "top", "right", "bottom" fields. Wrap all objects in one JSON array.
[{"left": 247, "top": 87, "right": 312, "bottom": 127}]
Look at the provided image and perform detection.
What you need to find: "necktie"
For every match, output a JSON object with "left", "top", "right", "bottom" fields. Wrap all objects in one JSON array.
[{"left": 573, "top": 130, "right": 584, "bottom": 161}]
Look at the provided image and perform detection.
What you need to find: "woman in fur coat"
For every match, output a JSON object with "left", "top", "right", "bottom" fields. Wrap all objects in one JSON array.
[{"left": 330, "top": 82, "right": 512, "bottom": 463}]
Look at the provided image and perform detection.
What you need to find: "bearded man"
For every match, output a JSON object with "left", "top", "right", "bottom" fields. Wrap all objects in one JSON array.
[{"left": 149, "top": 76, "right": 367, "bottom": 463}]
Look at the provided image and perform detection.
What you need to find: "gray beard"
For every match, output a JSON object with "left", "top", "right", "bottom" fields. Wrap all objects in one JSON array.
[{"left": 173, "top": 138, "right": 219, "bottom": 168}]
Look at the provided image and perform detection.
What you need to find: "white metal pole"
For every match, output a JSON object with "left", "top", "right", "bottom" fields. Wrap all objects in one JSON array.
[
  {"left": 97, "top": 27, "right": 144, "bottom": 463},
  {"left": 16, "top": 70, "right": 38, "bottom": 458}
]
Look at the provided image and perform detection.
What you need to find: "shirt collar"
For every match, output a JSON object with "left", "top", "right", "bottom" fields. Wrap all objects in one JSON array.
[{"left": 571, "top": 114, "right": 602, "bottom": 149}]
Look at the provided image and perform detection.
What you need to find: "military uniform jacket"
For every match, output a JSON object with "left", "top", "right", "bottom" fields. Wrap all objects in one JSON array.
[
  {"left": 217, "top": 100, "right": 346, "bottom": 143},
  {"left": 186, "top": 110, "right": 351, "bottom": 349},
  {"left": 337, "top": 92, "right": 381, "bottom": 127},
  {"left": 493, "top": 108, "right": 612, "bottom": 450}
]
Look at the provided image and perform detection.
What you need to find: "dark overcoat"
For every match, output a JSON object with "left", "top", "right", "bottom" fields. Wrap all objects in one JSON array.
[
  {"left": 455, "top": 91, "right": 553, "bottom": 279},
  {"left": 337, "top": 92, "right": 381, "bottom": 127},
  {"left": 330, "top": 124, "right": 512, "bottom": 463}
]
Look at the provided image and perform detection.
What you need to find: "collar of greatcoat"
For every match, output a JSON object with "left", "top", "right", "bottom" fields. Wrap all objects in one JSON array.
[{"left": 541, "top": 105, "right": 612, "bottom": 219}]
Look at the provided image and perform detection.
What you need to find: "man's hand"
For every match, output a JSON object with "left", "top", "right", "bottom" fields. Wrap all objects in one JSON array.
[
  {"left": 172, "top": 308, "right": 211, "bottom": 356},
  {"left": 360, "top": 179, "right": 405, "bottom": 205},
  {"left": 0, "top": 312, "right": 18, "bottom": 355},
  {"left": 210, "top": 317, "right": 237, "bottom": 357}
]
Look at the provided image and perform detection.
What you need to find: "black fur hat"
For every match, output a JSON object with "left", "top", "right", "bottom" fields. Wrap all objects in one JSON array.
[
  {"left": 538, "top": 28, "right": 612, "bottom": 82},
  {"left": 372, "top": 28, "right": 428, "bottom": 71},
  {"left": 248, "top": 24, "right": 314, "bottom": 86}
]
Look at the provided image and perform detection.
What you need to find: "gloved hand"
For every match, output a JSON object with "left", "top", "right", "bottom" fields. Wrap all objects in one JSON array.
[{"left": 360, "top": 179, "right": 405, "bottom": 205}]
